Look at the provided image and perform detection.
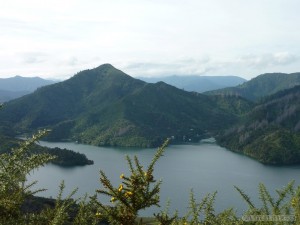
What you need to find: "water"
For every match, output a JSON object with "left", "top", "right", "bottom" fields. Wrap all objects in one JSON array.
[{"left": 27, "top": 141, "right": 300, "bottom": 216}]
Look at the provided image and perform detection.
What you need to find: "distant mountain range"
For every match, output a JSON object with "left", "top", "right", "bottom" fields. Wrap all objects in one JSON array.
[
  {"left": 0, "top": 89, "right": 29, "bottom": 103},
  {"left": 206, "top": 72, "right": 300, "bottom": 101},
  {"left": 138, "top": 75, "right": 246, "bottom": 93},
  {"left": 0, "top": 76, "right": 55, "bottom": 102},
  {"left": 0, "top": 64, "right": 299, "bottom": 164}
]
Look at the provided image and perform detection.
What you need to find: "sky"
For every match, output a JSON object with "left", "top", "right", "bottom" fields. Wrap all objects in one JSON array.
[{"left": 1, "top": 0, "right": 300, "bottom": 80}]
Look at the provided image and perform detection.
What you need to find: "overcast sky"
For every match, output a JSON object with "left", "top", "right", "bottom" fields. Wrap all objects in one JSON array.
[{"left": 1, "top": 0, "right": 300, "bottom": 80}]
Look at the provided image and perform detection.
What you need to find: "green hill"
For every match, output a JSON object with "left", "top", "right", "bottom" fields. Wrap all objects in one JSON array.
[
  {"left": 0, "top": 64, "right": 237, "bottom": 147},
  {"left": 1, "top": 64, "right": 300, "bottom": 164},
  {"left": 217, "top": 85, "right": 300, "bottom": 164},
  {"left": 206, "top": 72, "right": 300, "bottom": 101}
]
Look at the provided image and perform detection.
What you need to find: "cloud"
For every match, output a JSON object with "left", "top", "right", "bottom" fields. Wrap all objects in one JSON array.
[
  {"left": 273, "top": 52, "right": 297, "bottom": 65},
  {"left": 20, "top": 52, "right": 48, "bottom": 64},
  {"left": 236, "top": 52, "right": 298, "bottom": 69},
  {"left": 123, "top": 57, "right": 212, "bottom": 77},
  {"left": 1, "top": 1, "right": 300, "bottom": 80},
  {"left": 121, "top": 52, "right": 299, "bottom": 78},
  {"left": 66, "top": 57, "right": 79, "bottom": 66}
]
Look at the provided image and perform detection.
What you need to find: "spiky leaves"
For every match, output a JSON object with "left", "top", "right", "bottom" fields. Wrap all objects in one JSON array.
[
  {"left": 0, "top": 129, "right": 55, "bottom": 223},
  {"left": 96, "top": 139, "right": 170, "bottom": 225}
]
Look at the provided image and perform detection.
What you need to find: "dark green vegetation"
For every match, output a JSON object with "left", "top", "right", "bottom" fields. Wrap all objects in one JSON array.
[
  {"left": 0, "top": 135, "right": 93, "bottom": 167},
  {"left": 139, "top": 75, "right": 246, "bottom": 93},
  {"left": 0, "top": 64, "right": 239, "bottom": 147},
  {"left": 35, "top": 147, "right": 93, "bottom": 167},
  {"left": 218, "top": 85, "right": 300, "bottom": 164},
  {"left": 206, "top": 72, "right": 300, "bottom": 101},
  {"left": 0, "top": 75, "right": 55, "bottom": 102},
  {"left": 0, "top": 64, "right": 300, "bottom": 164}
]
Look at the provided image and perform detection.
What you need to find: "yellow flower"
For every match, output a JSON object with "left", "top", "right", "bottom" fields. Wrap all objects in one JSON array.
[
  {"left": 95, "top": 212, "right": 101, "bottom": 217},
  {"left": 110, "top": 197, "right": 116, "bottom": 202},
  {"left": 120, "top": 173, "right": 125, "bottom": 179},
  {"left": 125, "top": 191, "right": 133, "bottom": 197},
  {"left": 118, "top": 184, "right": 123, "bottom": 192},
  {"left": 145, "top": 172, "right": 153, "bottom": 181}
]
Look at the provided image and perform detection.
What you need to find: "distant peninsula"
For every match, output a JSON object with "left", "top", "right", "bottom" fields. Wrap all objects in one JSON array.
[{"left": 0, "top": 135, "right": 93, "bottom": 167}]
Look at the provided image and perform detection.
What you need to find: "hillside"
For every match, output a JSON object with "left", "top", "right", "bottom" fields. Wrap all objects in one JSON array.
[
  {"left": 139, "top": 75, "right": 246, "bottom": 93},
  {"left": 0, "top": 76, "right": 55, "bottom": 102},
  {"left": 206, "top": 72, "right": 300, "bottom": 101},
  {"left": 217, "top": 85, "right": 300, "bottom": 164},
  {"left": 0, "top": 64, "right": 237, "bottom": 147}
]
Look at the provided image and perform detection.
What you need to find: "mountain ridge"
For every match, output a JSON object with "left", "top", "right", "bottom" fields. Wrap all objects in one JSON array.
[
  {"left": 218, "top": 85, "right": 300, "bottom": 164},
  {"left": 205, "top": 72, "right": 300, "bottom": 101},
  {"left": 0, "top": 64, "right": 237, "bottom": 147}
]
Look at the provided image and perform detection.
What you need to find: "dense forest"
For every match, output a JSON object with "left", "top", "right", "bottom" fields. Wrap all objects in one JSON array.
[
  {"left": 217, "top": 85, "right": 300, "bottom": 164},
  {"left": 0, "top": 135, "right": 93, "bottom": 167},
  {"left": 0, "top": 64, "right": 237, "bottom": 147},
  {"left": 0, "top": 64, "right": 300, "bottom": 165}
]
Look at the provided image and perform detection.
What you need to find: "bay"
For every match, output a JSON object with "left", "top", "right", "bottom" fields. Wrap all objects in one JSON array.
[{"left": 27, "top": 141, "right": 300, "bottom": 216}]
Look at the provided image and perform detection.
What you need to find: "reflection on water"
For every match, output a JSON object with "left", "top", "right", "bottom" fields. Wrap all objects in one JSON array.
[{"left": 27, "top": 141, "right": 300, "bottom": 216}]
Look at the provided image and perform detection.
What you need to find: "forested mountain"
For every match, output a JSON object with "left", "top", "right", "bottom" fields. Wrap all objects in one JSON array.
[
  {"left": 139, "top": 75, "right": 246, "bottom": 93},
  {"left": 2, "top": 64, "right": 299, "bottom": 164},
  {"left": 0, "top": 64, "right": 237, "bottom": 147},
  {"left": 206, "top": 72, "right": 300, "bottom": 101},
  {"left": 0, "top": 76, "right": 55, "bottom": 102},
  {"left": 218, "top": 85, "right": 300, "bottom": 164}
]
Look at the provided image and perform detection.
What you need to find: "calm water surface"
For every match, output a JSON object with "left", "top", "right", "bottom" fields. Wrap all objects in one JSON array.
[{"left": 28, "top": 141, "right": 300, "bottom": 216}]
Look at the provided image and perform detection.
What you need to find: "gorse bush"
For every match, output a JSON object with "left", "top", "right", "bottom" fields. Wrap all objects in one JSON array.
[
  {"left": 0, "top": 130, "right": 54, "bottom": 224},
  {"left": 95, "top": 139, "right": 169, "bottom": 225},
  {"left": 1, "top": 129, "right": 300, "bottom": 224}
]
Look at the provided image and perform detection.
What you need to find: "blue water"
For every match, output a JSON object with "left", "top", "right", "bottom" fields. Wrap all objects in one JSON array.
[{"left": 27, "top": 141, "right": 300, "bottom": 216}]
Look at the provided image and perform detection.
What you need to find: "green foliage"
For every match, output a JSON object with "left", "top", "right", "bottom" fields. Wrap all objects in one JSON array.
[
  {"left": 34, "top": 147, "right": 94, "bottom": 167},
  {"left": 0, "top": 64, "right": 238, "bottom": 147},
  {"left": 72, "top": 195, "right": 99, "bottom": 225},
  {"left": 209, "top": 95, "right": 254, "bottom": 116},
  {"left": 153, "top": 200, "right": 177, "bottom": 225},
  {"left": 28, "top": 181, "right": 77, "bottom": 225},
  {"left": 0, "top": 130, "right": 85, "bottom": 225},
  {"left": 218, "top": 85, "right": 300, "bottom": 165},
  {"left": 206, "top": 72, "right": 300, "bottom": 101},
  {"left": 173, "top": 191, "right": 238, "bottom": 225},
  {"left": 0, "top": 129, "right": 54, "bottom": 223},
  {"left": 0, "top": 135, "right": 93, "bottom": 167},
  {"left": 95, "top": 139, "right": 169, "bottom": 225},
  {"left": 235, "top": 181, "right": 297, "bottom": 225}
]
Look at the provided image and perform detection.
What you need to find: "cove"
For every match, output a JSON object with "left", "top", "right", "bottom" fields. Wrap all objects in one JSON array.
[{"left": 27, "top": 141, "right": 300, "bottom": 216}]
